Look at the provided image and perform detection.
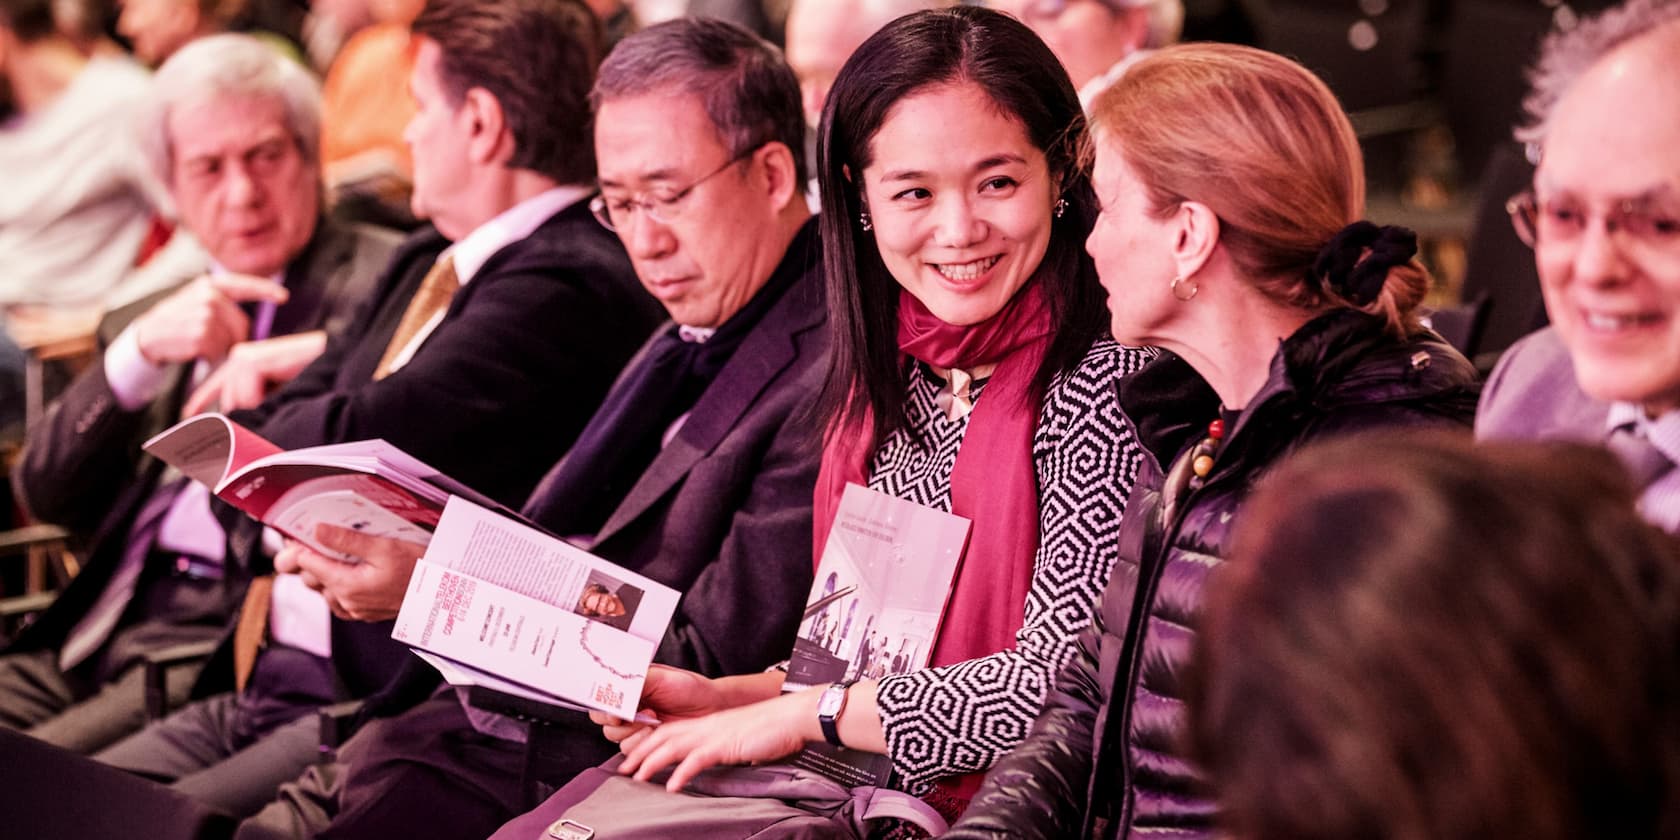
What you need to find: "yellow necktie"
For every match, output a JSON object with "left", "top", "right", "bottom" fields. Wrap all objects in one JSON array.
[
  {"left": 232, "top": 574, "right": 274, "bottom": 693},
  {"left": 374, "top": 254, "right": 459, "bottom": 380}
]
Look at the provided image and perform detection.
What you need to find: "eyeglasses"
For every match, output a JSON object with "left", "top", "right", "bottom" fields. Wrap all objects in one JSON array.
[
  {"left": 1506, "top": 190, "right": 1680, "bottom": 256},
  {"left": 590, "top": 151, "right": 753, "bottom": 232}
]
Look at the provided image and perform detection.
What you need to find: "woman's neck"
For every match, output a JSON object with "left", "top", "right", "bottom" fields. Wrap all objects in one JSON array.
[{"left": 1162, "top": 286, "right": 1316, "bottom": 412}]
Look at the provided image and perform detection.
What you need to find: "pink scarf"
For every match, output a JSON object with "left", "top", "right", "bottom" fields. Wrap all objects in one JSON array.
[{"left": 813, "top": 284, "right": 1051, "bottom": 817}]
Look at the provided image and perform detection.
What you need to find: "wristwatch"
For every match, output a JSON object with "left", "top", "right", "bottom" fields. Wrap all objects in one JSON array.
[{"left": 817, "top": 679, "right": 857, "bottom": 748}]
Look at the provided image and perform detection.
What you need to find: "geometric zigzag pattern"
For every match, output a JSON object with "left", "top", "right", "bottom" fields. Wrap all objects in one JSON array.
[{"left": 872, "top": 339, "right": 1157, "bottom": 790}]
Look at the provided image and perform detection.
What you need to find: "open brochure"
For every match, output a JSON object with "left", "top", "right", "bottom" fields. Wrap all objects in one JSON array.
[
  {"left": 392, "top": 496, "right": 680, "bottom": 720},
  {"left": 143, "top": 413, "right": 510, "bottom": 563},
  {"left": 784, "top": 483, "right": 972, "bottom": 787},
  {"left": 146, "top": 414, "right": 680, "bottom": 719}
]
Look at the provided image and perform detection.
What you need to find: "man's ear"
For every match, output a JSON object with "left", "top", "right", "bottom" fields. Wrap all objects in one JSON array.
[
  {"left": 755, "top": 141, "right": 801, "bottom": 211},
  {"left": 462, "top": 87, "right": 512, "bottom": 166},
  {"left": 1173, "top": 200, "right": 1220, "bottom": 280}
]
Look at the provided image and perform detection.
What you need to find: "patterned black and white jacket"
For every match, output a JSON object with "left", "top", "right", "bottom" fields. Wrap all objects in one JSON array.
[{"left": 868, "top": 337, "right": 1155, "bottom": 789}]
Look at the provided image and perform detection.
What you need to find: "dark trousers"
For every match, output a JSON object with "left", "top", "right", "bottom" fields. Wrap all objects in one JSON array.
[
  {"left": 0, "top": 648, "right": 198, "bottom": 754},
  {"left": 239, "top": 691, "right": 617, "bottom": 840},
  {"left": 93, "top": 644, "right": 341, "bottom": 818}
]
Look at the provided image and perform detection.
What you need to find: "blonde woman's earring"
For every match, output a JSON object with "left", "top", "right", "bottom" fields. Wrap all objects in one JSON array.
[
  {"left": 1171, "top": 275, "right": 1198, "bottom": 301},
  {"left": 1054, "top": 198, "right": 1067, "bottom": 219}
]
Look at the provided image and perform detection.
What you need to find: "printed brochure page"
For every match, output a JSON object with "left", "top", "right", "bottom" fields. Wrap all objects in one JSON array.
[
  {"left": 784, "top": 483, "right": 971, "bottom": 786},
  {"left": 391, "top": 496, "right": 681, "bottom": 718}
]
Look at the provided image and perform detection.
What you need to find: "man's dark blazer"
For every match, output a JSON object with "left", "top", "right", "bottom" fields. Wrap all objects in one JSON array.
[
  {"left": 7, "top": 218, "right": 400, "bottom": 671},
  {"left": 196, "top": 198, "right": 666, "bottom": 699},
  {"left": 534, "top": 225, "right": 828, "bottom": 678},
  {"left": 315, "top": 223, "right": 830, "bottom": 840},
  {"left": 368, "top": 220, "right": 830, "bottom": 716}
]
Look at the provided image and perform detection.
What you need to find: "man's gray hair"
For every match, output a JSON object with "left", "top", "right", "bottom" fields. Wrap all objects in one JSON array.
[
  {"left": 592, "top": 17, "right": 807, "bottom": 184},
  {"left": 139, "top": 34, "right": 322, "bottom": 187},
  {"left": 1516, "top": 0, "right": 1680, "bottom": 149}
]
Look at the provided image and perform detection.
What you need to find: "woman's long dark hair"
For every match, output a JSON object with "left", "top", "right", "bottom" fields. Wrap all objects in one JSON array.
[{"left": 815, "top": 5, "right": 1108, "bottom": 449}]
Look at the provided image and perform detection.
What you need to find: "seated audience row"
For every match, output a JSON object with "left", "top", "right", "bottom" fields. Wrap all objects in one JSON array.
[{"left": 0, "top": 0, "right": 1675, "bottom": 839}]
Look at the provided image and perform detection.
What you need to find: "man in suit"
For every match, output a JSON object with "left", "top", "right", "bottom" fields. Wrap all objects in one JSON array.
[
  {"left": 62, "top": 0, "right": 662, "bottom": 819},
  {"left": 237, "top": 17, "right": 827, "bottom": 839},
  {"left": 1477, "top": 0, "right": 1680, "bottom": 532},
  {"left": 0, "top": 34, "right": 400, "bottom": 755}
]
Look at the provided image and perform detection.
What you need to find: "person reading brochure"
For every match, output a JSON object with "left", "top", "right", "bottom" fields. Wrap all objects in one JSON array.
[
  {"left": 58, "top": 0, "right": 663, "bottom": 821},
  {"left": 557, "top": 6, "right": 1155, "bottom": 831},
  {"left": 235, "top": 12, "right": 831, "bottom": 840}
]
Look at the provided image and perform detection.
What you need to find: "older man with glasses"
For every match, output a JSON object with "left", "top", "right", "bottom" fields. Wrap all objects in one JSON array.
[
  {"left": 235, "top": 15, "right": 829, "bottom": 840},
  {"left": 1478, "top": 0, "right": 1680, "bottom": 533}
]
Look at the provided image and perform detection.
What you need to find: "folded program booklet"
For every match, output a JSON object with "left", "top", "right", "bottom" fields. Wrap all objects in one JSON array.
[
  {"left": 393, "top": 496, "right": 679, "bottom": 720},
  {"left": 783, "top": 483, "right": 972, "bottom": 787},
  {"left": 145, "top": 413, "right": 680, "bottom": 719}
]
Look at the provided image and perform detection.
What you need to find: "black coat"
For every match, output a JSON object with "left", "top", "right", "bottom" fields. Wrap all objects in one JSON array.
[
  {"left": 362, "top": 220, "right": 830, "bottom": 718},
  {"left": 198, "top": 200, "right": 665, "bottom": 700},
  {"left": 6, "top": 218, "right": 400, "bottom": 678},
  {"left": 948, "top": 310, "right": 1481, "bottom": 839}
]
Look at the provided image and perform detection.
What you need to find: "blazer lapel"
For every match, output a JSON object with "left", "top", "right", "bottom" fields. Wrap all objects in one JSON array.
[
  {"left": 274, "top": 220, "right": 357, "bottom": 336},
  {"left": 592, "top": 274, "right": 823, "bottom": 544}
]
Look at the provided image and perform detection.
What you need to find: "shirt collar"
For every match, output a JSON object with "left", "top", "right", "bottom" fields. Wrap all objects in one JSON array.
[
  {"left": 444, "top": 185, "right": 593, "bottom": 284},
  {"left": 676, "top": 325, "right": 716, "bottom": 344},
  {"left": 1607, "top": 401, "right": 1680, "bottom": 463}
]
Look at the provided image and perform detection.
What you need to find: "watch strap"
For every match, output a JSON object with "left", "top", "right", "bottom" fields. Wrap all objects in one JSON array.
[{"left": 818, "top": 679, "right": 856, "bottom": 748}]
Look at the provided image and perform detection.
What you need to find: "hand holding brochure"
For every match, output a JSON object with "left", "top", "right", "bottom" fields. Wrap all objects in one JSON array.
[
  {"left": 784, "top": 483, "right": 971, "bottom": 787},
  {"left": 392, "top": 497, "right": 680, "bottom": 720},
  {"left": 146, "top": 414, "right": 681, "bottom": 720},
  {"left": 143, "top": 413, "right": 506, "bottom": 563}
]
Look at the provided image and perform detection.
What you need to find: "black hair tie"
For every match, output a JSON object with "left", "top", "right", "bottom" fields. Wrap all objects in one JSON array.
[{"left": 1312, "top": 221, "right": 1418, "bottom": 306}]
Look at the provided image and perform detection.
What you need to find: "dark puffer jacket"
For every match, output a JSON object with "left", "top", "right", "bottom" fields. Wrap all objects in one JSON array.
[{"left": 945, "top": 309, "right": 1481, "bottom": 839}]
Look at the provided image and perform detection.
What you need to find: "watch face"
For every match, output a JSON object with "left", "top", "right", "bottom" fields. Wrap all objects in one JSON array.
[{"left": 818, "top": 685, "right": 845, "bottom": 717}]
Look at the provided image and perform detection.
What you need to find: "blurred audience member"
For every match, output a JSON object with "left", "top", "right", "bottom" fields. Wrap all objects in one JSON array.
[
  {"left": 1478, "top": 0, "right": 1680, "bottom": 533},
  {"left": 316, "top": 0, "right": 424, "bottom": 228},
  {"left": 1190, "top": 431, "right": 1680, "bottom": 840},
  {"left": 118, "top": 0, "right": 299, "bottom": 66},
  {"left": 784, "top": 0, "right": 951, "bottom": 199},
  {"left": 0, "top": 0, "right": 160, "bottom": 312},
  {"left": 785, "top": 0, "right": 949, "bottom": 129},
  {"left": 988, "top": 0, "right": 1182, "bottom": 107},
  {"left": 686, "top": 0, "right": 780, "bottom": 43},
  {"left": 0, "top": 33, "right": 398, "bottom": 756},
  {"left": 946, "top": 43, "right": 1478, "bottom": 839}
]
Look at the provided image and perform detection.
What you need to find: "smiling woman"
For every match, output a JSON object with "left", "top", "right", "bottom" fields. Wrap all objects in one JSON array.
[{"left": 579, "top": 6, "right": 1158, "bottom": 832}]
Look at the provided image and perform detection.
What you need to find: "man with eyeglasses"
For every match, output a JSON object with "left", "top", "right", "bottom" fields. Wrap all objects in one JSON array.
[
  {"left": 988, "top": 0, "right": 1182, "bottom": 108},
  {"left": 1478, "top": 0, "right": 1680, "bottom": 533},
  {"left": 234, "top": 16, "right": 826, "bottom": 840}
]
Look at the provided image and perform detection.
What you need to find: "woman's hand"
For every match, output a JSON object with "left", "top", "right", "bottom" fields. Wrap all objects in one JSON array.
[{"left": 617, "top": 688, "right": 819, "bottom": 792}]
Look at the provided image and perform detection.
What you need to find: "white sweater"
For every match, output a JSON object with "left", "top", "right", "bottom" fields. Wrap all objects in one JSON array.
[{"left": 0, "top": 56, "right": 162, "bottom": 308}]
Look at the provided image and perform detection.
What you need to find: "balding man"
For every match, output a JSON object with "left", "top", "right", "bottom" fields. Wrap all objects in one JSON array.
[
  {"left": 1477, "top": 0, "right": 1680, "bottom": 533},
  {"left": 987, "top": 0, "right": 1182, "bottom": 107}
]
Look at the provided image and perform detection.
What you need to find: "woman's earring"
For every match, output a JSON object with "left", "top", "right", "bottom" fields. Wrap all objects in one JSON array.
[
  {"left": 1171, "top": 275, "right": 1198, "bottom": 301},
  {"left": 859, "top": 209, "right": 873, "bottom": 232},
  {"left": 1054, "top": 198, "right": 1068, "bottom": 219}
]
